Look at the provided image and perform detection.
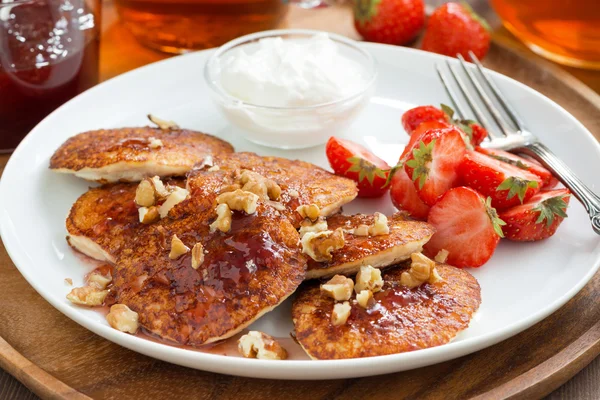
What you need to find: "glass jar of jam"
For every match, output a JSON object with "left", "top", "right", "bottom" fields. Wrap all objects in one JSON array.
[{"left": 0, "top": 0, "right": 101, "bottom": 152}]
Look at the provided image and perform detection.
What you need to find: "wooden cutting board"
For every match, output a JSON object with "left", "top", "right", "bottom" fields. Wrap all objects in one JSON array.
[{"left": 1, "top": 3, "right": 600, "bottom": 400}]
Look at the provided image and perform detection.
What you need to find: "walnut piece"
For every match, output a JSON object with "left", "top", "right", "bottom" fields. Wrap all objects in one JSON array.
[
  {"left": 296, "top": 204, "right": 320, "bottom": 221},
  {"left": 321, "top": 275, "right": 354, "bottom": 301},
  {"left": 434, "top": 249, "right": 449, "bottom": 264},
  {"left": 238, "top": 331, "right": 287, "bottom": 360},
  {"left": 356, "top": 289, "right": 373, "bottom": 308},
  {"left": 138, "top": 206, "right": 160, "bottom": 224},
  {"left": 239, "top": 170, "right": 281, "bottom": 201},
  {"left": 66, "top": 286, "right": 108, "bottom": 306},
  {"left": 106, "top": 304, "right": 139, "bottom": 334},
  {"left": 288, "top": 189, "right": 299, "bottom": 198},
  {"left": 301, "top": 228, "right": 345, "bottom": 262},
  {"left": 191, "top": 243, "right": 204, "bottom": 269},
  {"left": 210, "top": 203, "right": 233, "bottom": 233},
  {"left": 208, "top": 165, "right": 220, "bottom": 172},
  {"left": 169, "top": 234, "right": 190, "bottom": 259},
  {"left": 150, "top": 176, "right": 171, "bottom": 199},
  {"left": 216, "top": 189, "right": 259, "bottom": 214},
  {"left": 135, "top": 178, "right": 156, "bottom": 207},
  {"left": 347, "top": 213, "right": 389, "bottom": 237},
  {"left": 299, "top": 217, "right": 328, "bottom": 238},
  {"left": 64, "top": 278, "right": 73, "bottom": 286},
  {"left": 148, "top": 137, "right": 163, "bottom": 149},
  {"left": 331, "top": 301, "right": 351, "bottom": 326},
  {"left": 87, "top": 269, "right": 112, "bottom": 290},
  {"left": 354, "top": 265, "right": 384, "bottom": 293},
  {"left": 401, "top": 253, "right": 442, "bottom": 288},
  {"left": 148, "top": 114, "right": 179, "bottom": 130},
  {"left": 159, "top": 187, "right": 189, "bottom": 218}
]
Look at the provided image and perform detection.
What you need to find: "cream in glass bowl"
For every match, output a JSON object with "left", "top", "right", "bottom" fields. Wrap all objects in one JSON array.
[{"left": 204, "top": 29, "right": 377, "bottom": 149}]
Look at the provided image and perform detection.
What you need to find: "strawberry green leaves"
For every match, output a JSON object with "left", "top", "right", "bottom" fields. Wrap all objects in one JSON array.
[
  {"left": 354, "top": 0, "right": 382, "bottom": 25},
  {"left": 441, "top": 103, "right": 477, "bottom": 144},
  {"left": 483, "top": 196, "right": 506, "bottom": 238},
  {"left": 346, "top": 156, "right": 387, "bottom": 185},
  {"left": 496, "top": 177, "right": 539, "bottom": 204},
  {"left": 406, "top": 139, "right": 436, "bottom": 190},
  {"left": 533, "top": 194, "right": 569, "bottom": 228}
]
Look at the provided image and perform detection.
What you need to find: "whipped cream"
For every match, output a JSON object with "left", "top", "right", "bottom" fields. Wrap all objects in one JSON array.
[{"left": 219, "top": 33, "right": 368, "bottom": 107}]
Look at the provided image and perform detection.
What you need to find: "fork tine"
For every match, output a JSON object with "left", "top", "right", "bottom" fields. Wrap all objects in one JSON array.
[
  {"left": 456, "top": 54, "right": 514, "bottom": 137},
  {"left": 435, "top": 64, "right": 467, "bottom": 120},
  {"left": 468, "top": 51, "right": 524, "bottom": 131},
  {"left": 445, "top": 60, "right": 500, "bottom": 140}
]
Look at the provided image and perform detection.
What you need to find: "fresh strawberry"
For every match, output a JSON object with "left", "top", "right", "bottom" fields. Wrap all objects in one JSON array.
[
  {"left": 439, "top": 104, "right": 488, "bottom": 146},
  {"left": 402, "top": 105, "right": 448, "bottom": 134},
  {"left": 354, "top": 0, "right": 425, "bottom": 45},
  {"left": 404, "top": 126, "right": 467, "bottom": 206},
  {"left": 421, "top": 2, "right": 491, "bottom": 60},
  {"left": 499, "top": 189, "right": 570, "bottom": 241},
  {"left": 519, "top": 155, "right": 560, "bottom": 188},
  {"left": 424, "top": 186, "right": 505, "bottom": 268},
  {"left": 389, "top": 166, "right": 430, "bottom": 220},
  {"left": 325, "top": 136, "right": 391, "bottom": 198},
  {"left": 469, "top": 123, "right": 488, "bottom": 147},
  {"left": 458, "top": 150, "right": 542, "bottom": 209},
  {"left": 476, "top": 147, "right": 556, "bottom": 188},
  {"left": 400, "top": 120, "right": 452, "bottom": 160}
]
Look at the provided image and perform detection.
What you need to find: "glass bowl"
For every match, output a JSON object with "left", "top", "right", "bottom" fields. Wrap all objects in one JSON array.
[{"left": 204, "top": 29, "right": 378, "bottom": 149}]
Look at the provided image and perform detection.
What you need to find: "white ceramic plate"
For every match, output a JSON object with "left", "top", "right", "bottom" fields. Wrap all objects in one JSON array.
[{"left": 1, "top": 43, "right": 600, "bottom": 380}]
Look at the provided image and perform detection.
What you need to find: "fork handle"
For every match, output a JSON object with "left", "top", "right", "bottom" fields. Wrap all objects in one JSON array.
[{"left": 518, "top": 142, "right": 600, "bottom": 235}]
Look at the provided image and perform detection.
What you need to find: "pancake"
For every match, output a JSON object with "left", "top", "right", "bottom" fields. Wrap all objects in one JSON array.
[
  {"left": 292, "top": 263, "right": 481, "bottom": 359},
  {"left": 50, "top": 125, "right": 233, "bottom": 183},
  {"left": 305, "top": 213, "right": 436, "bottom": 279}
]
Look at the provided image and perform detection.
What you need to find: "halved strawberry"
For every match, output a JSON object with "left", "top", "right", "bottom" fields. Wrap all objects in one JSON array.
[
  {"left": 476, "top": 147, "right": 556, "bottom": 188},
  {"left": 440, "top": 104, "right": 488, "bottom": 147},
  {"left": 400, "top": 120, "right": 452, "bottom": 161},
  {"left": 389, "top": 166, "right": 430, "bottom": 220},
  {"left": 499, "top": 189, "right": 570, "bottom": 241},
  {"left": 424, "top": 186, "right": 505, "bottom": 268},
  {"left": 404, "top": 126, "right": 467, "bottom": 206},
  {"left": 458, "top": 150, "right": 542, "bottom": 210},
  {"left": 325, "top": 136, "right": 391, "bottom": 198},
  {"left": 520, "top": 155, "right": 560, "bottom": 188},
  {"left": 402, "top": 105, "right": 448, "bottom": 134}
]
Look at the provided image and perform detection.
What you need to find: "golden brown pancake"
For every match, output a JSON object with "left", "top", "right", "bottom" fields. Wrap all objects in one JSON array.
[
  {"left": 305, "top": 213, "right": 436, "bottom": 279},
  {"left": 292, "top": 263, "right": 481, "bottom": 359},
  {"left": 112, "top": 203, "right": 306, "bottom": 346},
  {"left": 50, "top": 126, "right": 233, "bottom": 183}
]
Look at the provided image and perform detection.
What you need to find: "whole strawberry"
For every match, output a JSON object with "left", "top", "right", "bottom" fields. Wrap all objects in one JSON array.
[
  {"left": 422, "top": 2, "right": 491, "bottom": 60},
  {"left": 354, "top": 0, "right": 425, "bottom": 45}
]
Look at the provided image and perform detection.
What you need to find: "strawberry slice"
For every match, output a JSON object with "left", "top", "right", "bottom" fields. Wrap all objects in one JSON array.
[
  {"left": 325, "top": 136, "right": 391, "bottom": 198},
  {"left": 521, "top": 155, "right": 560, "bottom": 188},
  {"left": 499, "top": 189, "right": 570, "bottom": 241},
  {"left": 439, "top": 104, "right": 488, "bottom": 147},
  {"left": 404, "top": 126, "right": 467, "bottom": 206},
  {"left": 402, "top": 105, "right": 448, "bottom": 134},
  {"left": 476, "top": 147, "right": 556, "bottom": 188},
  {"left": 389, "top": 166, "right": 430, "bottom": 220},
  {"left": 424, "top": 186, "right": 505, "bottom": 268},
  {"left": 458, "top": 150, "right": 542, "bottom": 210}
]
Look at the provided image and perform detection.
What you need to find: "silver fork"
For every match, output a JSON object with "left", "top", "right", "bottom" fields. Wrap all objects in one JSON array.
[{"left": 436, "top": 51, "right": 600, "bottom": 235}]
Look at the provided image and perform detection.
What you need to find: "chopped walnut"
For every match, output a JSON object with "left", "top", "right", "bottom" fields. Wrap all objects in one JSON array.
[
  {"left": 207, "top": 165, "right": 220, "bottom": 172},
  {"left": 191, "top": 243, "right": 204, "bottom": 270},
  {"left": 434, "top": 249, "right": 449, "bottom": 264},
  {"left": 321, "top": 275, "right": 354, "bottom": 301},
  {"left": 106, "top": 304, "right": 139, "bottom": 334},
  {"left": 331, "top": 301, "right": 351, "bottom": 326},
  {"left": 239, "top": 170, "right": 281, "bottom": 201},
  {"left": 64, "top": 278, "right": 73, "bottom": 286},
  {"left": 148, "top": 114, "right": 179, "bottom": 130},
  {"left": 238, "top": 331, "right": 287, "bottom": 360},
  {"left": 138, "top": 206, "right": 160, "bottom": 224},
  {"left": 401, "top": 253, "right": 442, "bottom": 288},
  {"left": 354, "top": 265, "right": 384, "bottom": 294},
  {"left": 296, "top": 204, "right": 320, "bottom": 221},
  {"left": 266, "top": 200, "right": 286, "bottom": 211},
  {"left": 216, "top": 189, "right": 259, "bottom": 214},
  {"left": 356, "top": 290, "right": 373, "bottom": 308},
  {"left": 66, "top": 286, "right": 108, "bottom": 306},
  {"left": 159, "top": 187, "right": 189, "bottom": 218},
  {"left": 347, "top": 224, "right": 370, "bottom": 236},
  {"left": 369, "top": 212, "right": 390, "bottom": 235},
  {"left": 87, "top": 269, "right": 112, "bottom": 290},
  {"left": 288, "top": 189, "right": 299, "bottom": 198},
  {"left": 135, "top": 179, "right": 156, "bottom": 207},
  {"left": 148, "top": 137, "right": 163, "bottom": 149},
  {"left": 298, "top": 217, "right": 328, "bottom": 238},
  {"left": 169, "top": 234, "right": 190, "bottom": 259},
  {"left": 210, "top": 203, "right": 233, "bottom": 233},
  {"left": 220, "top": 183, "right": 242, "bottom": 194},
  {"left": 301, "top": 228, "right": 345, "bottom": 262},
  {"left": 150, "top": 176, "right": 171, "bottom": 199}
]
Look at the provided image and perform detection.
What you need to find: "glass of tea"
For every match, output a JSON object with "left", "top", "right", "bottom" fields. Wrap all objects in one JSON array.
[
  {"left": 0, "top": 0, "right": 101, "bottom": 153},
  {"left": 492, "top": 0, "right": 600, "bottom": 70},
  {"left": 115, "top": 0, "right": 327, "bottom": 54}
]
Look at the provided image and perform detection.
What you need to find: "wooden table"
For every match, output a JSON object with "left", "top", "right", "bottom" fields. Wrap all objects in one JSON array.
[{"left": 1, "top": 1, "right": 600, "bottom": 399}]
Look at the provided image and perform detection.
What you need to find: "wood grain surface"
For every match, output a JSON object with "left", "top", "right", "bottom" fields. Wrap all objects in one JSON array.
[{"left": 1, "top": 1, "right": 600, "bottom": 399}]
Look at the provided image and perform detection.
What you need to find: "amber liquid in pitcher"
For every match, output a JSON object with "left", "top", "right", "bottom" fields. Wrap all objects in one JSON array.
[
  {"left": 115, "top": 0, "right": 288, "bottom": 54},
  {"left": 492, "top": 0, "right": 600, "bottom": 69}
]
